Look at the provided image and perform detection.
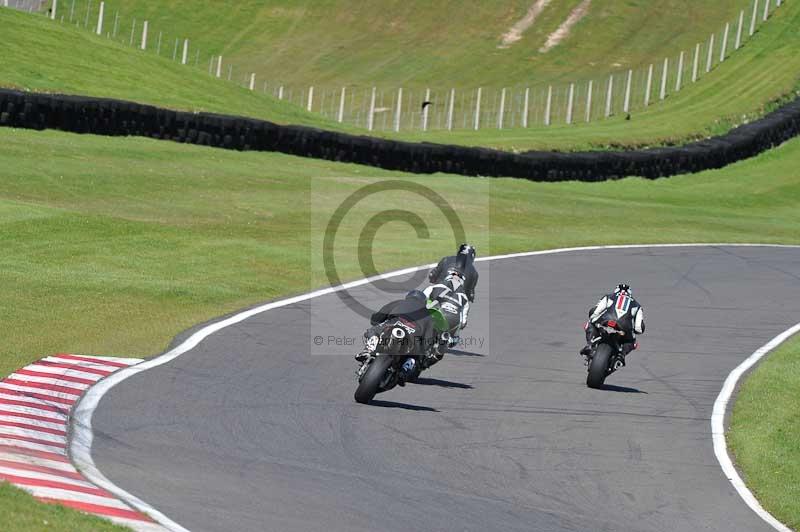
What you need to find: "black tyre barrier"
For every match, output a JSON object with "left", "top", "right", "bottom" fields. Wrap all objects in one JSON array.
[{"left": 1, "top": 88, "right": 799, "bottom": 181}]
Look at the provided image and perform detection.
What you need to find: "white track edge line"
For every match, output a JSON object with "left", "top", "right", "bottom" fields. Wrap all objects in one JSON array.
[
  {"left": 711, "top": 322, "right": 800, "bottom": 532},
  {"left": 70, "top": 243, "right": 799, "bottom": 532}
]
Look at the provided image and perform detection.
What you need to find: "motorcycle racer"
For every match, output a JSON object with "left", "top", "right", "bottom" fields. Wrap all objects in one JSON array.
[
  {"left": 355, "top": 290, "right": 443, "bottom": 385},
  {"left": 428, "top": 243, "right": 479, "bottom": 303},
  {"left": 580, "top": 283, "right": 645, "bottom": 363},
  {"left": 424, "top": 269, "right": 470, "bottom": 349}
]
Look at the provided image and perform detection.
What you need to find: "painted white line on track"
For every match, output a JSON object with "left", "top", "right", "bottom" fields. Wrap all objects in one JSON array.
[
  {"left": 711, "top": 323, "right": 800, "bottom": 532},
  {"left": 71, "top": 243, "right": 799, "bottom": 532}
]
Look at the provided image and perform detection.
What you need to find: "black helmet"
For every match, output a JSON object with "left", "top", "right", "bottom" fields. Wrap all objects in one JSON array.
[
  {"left": 458, "top": 243, "right": 476, "bottom": 260},
  {"left": 456, "top": 243, "right": 476, "bottom": 271},
  {"left": 405, "top": 289, "right": 427, "bottom": 303},
  {"left": 614, "top": 283, "right": 631, "bottom": 295}
]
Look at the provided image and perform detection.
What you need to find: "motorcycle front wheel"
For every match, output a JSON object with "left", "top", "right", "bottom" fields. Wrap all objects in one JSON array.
[
  {"left": 586, "top": 343, "right": 612, "bottom": 389},
  {"left": 354, "top": 354, "right": 394, "bottom": 404}
]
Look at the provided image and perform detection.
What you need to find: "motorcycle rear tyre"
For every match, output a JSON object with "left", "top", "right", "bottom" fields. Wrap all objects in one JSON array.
[
  {"left": 355, "top": 355, "right": 394, "bottom": 404},
  {"left": 587, "top": 343, "right": 612, "bottom": 389}
]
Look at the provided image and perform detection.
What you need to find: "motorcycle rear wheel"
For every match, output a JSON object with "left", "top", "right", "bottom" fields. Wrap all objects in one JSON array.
[
  {"left": 587, "top": 343, "right": 612, "bottom": 389},
  {"left": 355, "top": 355, "right": 394, "bottom": 404}
]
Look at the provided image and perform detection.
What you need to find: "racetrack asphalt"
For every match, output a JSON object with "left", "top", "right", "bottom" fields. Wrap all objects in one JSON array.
[{"left": 91, "top": 246, "right": 800, "bottom": 532}]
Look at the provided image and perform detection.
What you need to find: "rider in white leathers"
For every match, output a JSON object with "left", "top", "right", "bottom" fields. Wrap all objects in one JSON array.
[{"left": 580, "top": 283, "right": 645, "bottom": 361}]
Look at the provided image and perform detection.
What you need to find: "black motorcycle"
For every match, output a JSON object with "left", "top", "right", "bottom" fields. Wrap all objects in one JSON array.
[
  {"left": 354, "top": 319, "right": 423, "bottom": 404},
  {"left": 585, "top": 319, "right": 628, "bottom": 388}
]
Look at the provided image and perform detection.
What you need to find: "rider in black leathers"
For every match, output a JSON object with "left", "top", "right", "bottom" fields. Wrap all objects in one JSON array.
[
  {"left": 429, "top": 243, "right": 479, "bottom": 302},
  {"left": 580, "top": 283, "right": 645, "bottom": 362}
]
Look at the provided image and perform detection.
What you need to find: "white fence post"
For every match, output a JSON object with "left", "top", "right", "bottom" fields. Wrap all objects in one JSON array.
[
  {"left": 51, "top": 0, "right": 57, "bottom": 19},
  {"left": 644, "top": 64, "right": 653, "bottom": 106},
  {"left": 585, "top": 80, "right": 593, "bottom": 122},
  {"left": 623, "top": 70, "right": 632, "bottom": 113},
  {"left": 498, "top": 88, "right": 506, "bottom": 129},
  {"left": 216, "top": 56, "right": 223, "bottom": 78},
  {"left": 659, "top": 58, "right": 668, "bottom": 100},
  {"left": 545, "top": 85, "right": 553, "bottom": 125},
  {"left": 762, "top": 0, "right": 769, "bottom": 21},
  {"left": 706, "top": 34, "right": 715, "bottom": 73},
  {"left": 447, "top": 88, "right": 455, "bottom": 131},
  {"left": 96, "top": 2, "right": 104, "bottom": 35},
  {"left": 522, "top": 88, "right": 530, "bottom": 128},
  {"left": 278, "top": 86, "right": 284, "bottom": 100},
  {"left": 338, "top": 88, "right": 346, "bottom": 123},
  {"left": 735, "top": 10, "right": 744, "bottom": 49},
  {"left": 604, "top": 75, "right": 613, "bottom": 117},
  {"left": 394, "top": 88, "right": 403, "bottom": 132},
  {"left": 422, "top": 88, "right": 431, "bottom": 131},
  {"left": 249, "top": 73, "right": 256, "bottom": 91},
  {"left": 141, "top": 20, "right": 149, "bottom": 50},
  {"left": 181, "top": 39, "right": 189, "bottom": 65},
  {"left": 368, "top": 87, "right": 376, "bottom": 131},
  {"left": 720, "top": 22, "right": 729, "bottom": 61},
  {"left": 675, "top": 52, "right": 684, "bottom": 91},
  {"left": 750, "top": 0, "right": 759, "bottom": 36},
  {"left": 131, "top": 20, "right": 138, "bottom": 47},
  {"left": 474, "top": 88, "right": 482, "bottom": 130},
  {"left": 566, "top": 83, "right": 575, "bottom": 124},
  {"left": 307, "top": 86, "right": 314, "bottom": 111},
  {"left": 692, "top": 44, "right": 700, "bottom": 82}
]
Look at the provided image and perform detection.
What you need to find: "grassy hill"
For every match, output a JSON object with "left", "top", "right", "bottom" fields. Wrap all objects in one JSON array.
[
  {"left": 0, "top": 8, "right": 342, "bottom": 130},
  {"left": 4, "top": 4, "right": 800, "bottom": 152},
  {"left": 58, "top": 0, "right": 753, "bottom": 87}
]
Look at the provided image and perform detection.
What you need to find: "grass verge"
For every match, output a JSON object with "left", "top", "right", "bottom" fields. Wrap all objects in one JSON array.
[
  {"left": 729, "top": 335, "right": 800, "bottom": 530},
  {"left": 0, "top": 482, "right": 129, "bottom": 532}
]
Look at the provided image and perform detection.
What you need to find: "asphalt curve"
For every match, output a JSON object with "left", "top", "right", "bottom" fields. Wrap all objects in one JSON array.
[{"left": 91, "top": 246, "right": 800, "bottom": 532}]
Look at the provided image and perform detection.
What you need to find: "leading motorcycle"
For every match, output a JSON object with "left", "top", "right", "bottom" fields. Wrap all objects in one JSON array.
[{"left": 585, "top": 319, "right": 628, "bottom": 388}]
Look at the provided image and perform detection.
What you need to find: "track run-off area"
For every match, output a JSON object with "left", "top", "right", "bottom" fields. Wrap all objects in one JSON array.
[{"left": 79, "top": 245, "right": 800, "bottom": 532}]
